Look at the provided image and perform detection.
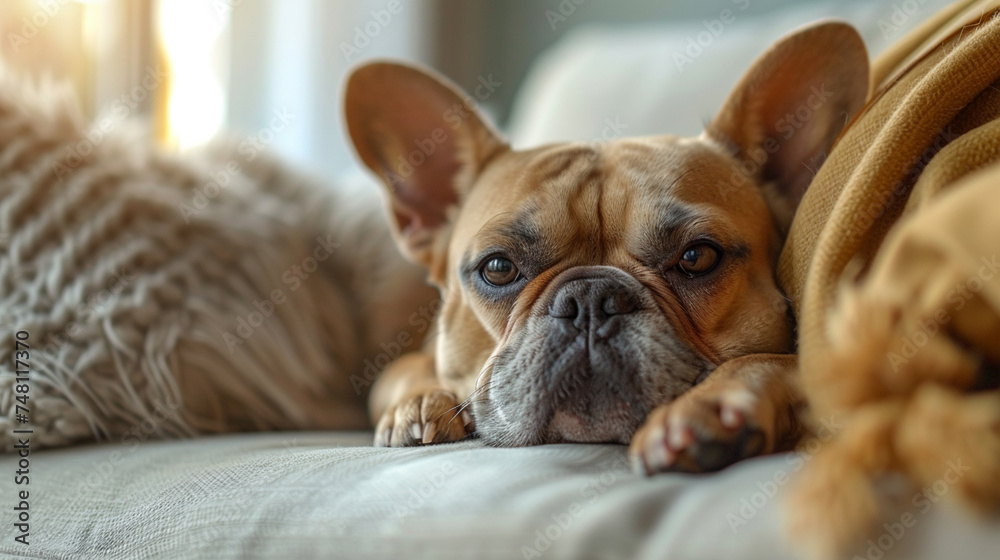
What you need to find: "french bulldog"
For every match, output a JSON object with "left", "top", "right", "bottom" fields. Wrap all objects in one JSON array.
[{"left": 344, "top": 21, "right": 869, "bottom": 474}]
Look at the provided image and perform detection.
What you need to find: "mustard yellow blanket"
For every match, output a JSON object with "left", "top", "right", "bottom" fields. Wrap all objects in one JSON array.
[{"left": 781, "top": 1, "right": 1000, "bottom": 556}]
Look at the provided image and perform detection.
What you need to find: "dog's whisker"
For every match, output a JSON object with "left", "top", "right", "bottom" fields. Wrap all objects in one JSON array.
[
  {"left": 474, "top": 354, "right": 499, "bottom": 391},
  {"left": 432, "top": 355, "right": 499, "bottom": 427},
  {"left": 437, "top": 383, "right": 492, "bottom": 427}
]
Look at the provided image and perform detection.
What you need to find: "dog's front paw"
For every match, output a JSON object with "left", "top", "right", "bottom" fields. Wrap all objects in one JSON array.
[
  {"left": 629, "top": 381, "right": 772, "bottom": 474},
  {"left": 374, "top": 389, "right": 474, "bottom": 447}
]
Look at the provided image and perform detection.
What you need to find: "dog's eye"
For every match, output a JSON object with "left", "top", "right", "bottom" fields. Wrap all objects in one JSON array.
[
  {"left": 481, "top": 256, "right": 520, "bottom": 286},
  {"left": 676, "top": 244, "right": 720, "bottom": 277}
]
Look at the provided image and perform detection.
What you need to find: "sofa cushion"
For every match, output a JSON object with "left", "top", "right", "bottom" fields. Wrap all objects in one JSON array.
[
  {"left": 506, "top": 0, "right": 957, "bottom": 147},
  {"left": 2, "top": 432, "right": 998, "bottom": 559}
]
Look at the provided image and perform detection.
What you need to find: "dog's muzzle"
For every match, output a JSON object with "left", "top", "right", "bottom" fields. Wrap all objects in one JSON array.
[
  {"left": 475, "top": 265, "right": 700, "bottom": 446},
  {"left": 542, "top": 270, "right": 644, "bottom": 389}
]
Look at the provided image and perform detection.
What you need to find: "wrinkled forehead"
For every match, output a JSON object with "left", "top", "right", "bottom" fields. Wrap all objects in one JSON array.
[{"left": 451, "top": 136, "right": 760, "bottom": 265}]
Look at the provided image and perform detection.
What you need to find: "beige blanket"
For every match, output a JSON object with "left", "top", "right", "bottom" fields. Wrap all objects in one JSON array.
[{"left": 779, "top": 0, "right": 1000, "bottom": 556}]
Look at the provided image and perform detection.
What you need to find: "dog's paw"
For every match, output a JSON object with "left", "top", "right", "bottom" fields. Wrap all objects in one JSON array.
[
  {"left": 629, "top": 381, "right": 772, "bottom": 474},
  {"left": 374, "top": 389, "right": 474, "bottom": 447}
]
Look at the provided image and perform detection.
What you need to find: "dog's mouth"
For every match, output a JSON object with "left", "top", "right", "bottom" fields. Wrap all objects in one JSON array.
[{"left": 470, "top": 266, "right": 709, "bottom": 447}]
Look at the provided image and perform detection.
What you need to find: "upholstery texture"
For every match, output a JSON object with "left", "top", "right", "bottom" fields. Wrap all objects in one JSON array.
[{"left": 1, "top": 432, "right": 998, "bottom": 559}]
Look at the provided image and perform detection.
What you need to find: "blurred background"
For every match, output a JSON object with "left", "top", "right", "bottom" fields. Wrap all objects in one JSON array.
[{"left": 0, "top": 0, "right": 955, "bottom": 181}]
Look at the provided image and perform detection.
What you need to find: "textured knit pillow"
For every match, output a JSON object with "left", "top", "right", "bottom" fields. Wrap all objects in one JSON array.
[{"left": 0, "top": 67, "right": 434, "bottom": 451}]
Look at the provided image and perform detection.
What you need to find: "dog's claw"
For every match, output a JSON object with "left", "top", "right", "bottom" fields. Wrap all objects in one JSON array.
[
  {"left": 631, "top": 384, "right": 772, "bottom": 474},
  {"left": 668, "top": 425, "right": 695, "bottom": 451},
  {"left": 376, "top": 428, "right": 392, "bottom": 447},
  {"left": 721, "top": 405, "right": 745, "bottom": 430},
  {"left": 461, "top": 410, "right": 475, "bottom": 432},
  {"left": 422, "top": 421, "right": 438, "bottom": 444},
  {"left": 373, "top": 389, "right": 471, "bottom": 447},
  {"left": 649, "top": 443, "right": 676, "bottom": 473}
]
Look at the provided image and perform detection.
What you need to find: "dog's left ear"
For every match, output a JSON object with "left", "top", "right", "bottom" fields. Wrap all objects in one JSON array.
[
  {"left": 708, "top": 21, "right": 869, "bottom": 231},
  {"left": 345, "top": 62, "right": 508, "bottom": 270}
]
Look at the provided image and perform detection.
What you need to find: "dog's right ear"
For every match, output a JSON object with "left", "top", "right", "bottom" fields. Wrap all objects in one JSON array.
[
  {"left": 707, "top": 21, "right": 869, "bottom": 232},
  {"left": 345, "top": 62, "right": 508, "bottom": 269}
]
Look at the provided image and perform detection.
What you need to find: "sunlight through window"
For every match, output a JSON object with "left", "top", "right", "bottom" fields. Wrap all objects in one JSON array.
[{"left": 158, "top": 0, "right": 229, "bottom": 149}]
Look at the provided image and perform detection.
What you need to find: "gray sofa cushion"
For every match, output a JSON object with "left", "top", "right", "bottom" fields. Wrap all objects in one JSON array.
[
  {"left": 2, "top": 432, "right": 998, "bottom": 559},
  {"left": 506, "top": 0, "right": 957, "bottom": 147}
]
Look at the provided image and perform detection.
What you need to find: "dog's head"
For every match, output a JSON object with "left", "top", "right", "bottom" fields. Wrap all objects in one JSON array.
[{"left": 345, "top": 22, "right": 868, "bottom": 446}]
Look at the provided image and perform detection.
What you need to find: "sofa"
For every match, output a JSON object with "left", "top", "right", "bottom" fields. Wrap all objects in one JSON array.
[{"left": 4, "top": 430, "right": 1000, "bottom": 559}]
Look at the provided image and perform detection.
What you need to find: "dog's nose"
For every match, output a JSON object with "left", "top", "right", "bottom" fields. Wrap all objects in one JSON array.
[{"left": 548, "top": 277, "right": 639, "bottom": 336}]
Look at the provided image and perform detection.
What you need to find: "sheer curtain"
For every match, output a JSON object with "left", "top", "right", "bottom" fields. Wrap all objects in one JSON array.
[
  {"left": 0, "top": 0, "right": 433, "bottom": 182},
  {"left": 225, "top": 0, "right": 433, "bottom": 181}
]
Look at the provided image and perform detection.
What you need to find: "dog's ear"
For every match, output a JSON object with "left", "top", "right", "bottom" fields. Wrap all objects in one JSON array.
[
  {"left": 708, "top": 21, "right": 869, "bottom": 231},
  {"left": 345, "top": 62, "right": 507, "bottom": 268}
]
